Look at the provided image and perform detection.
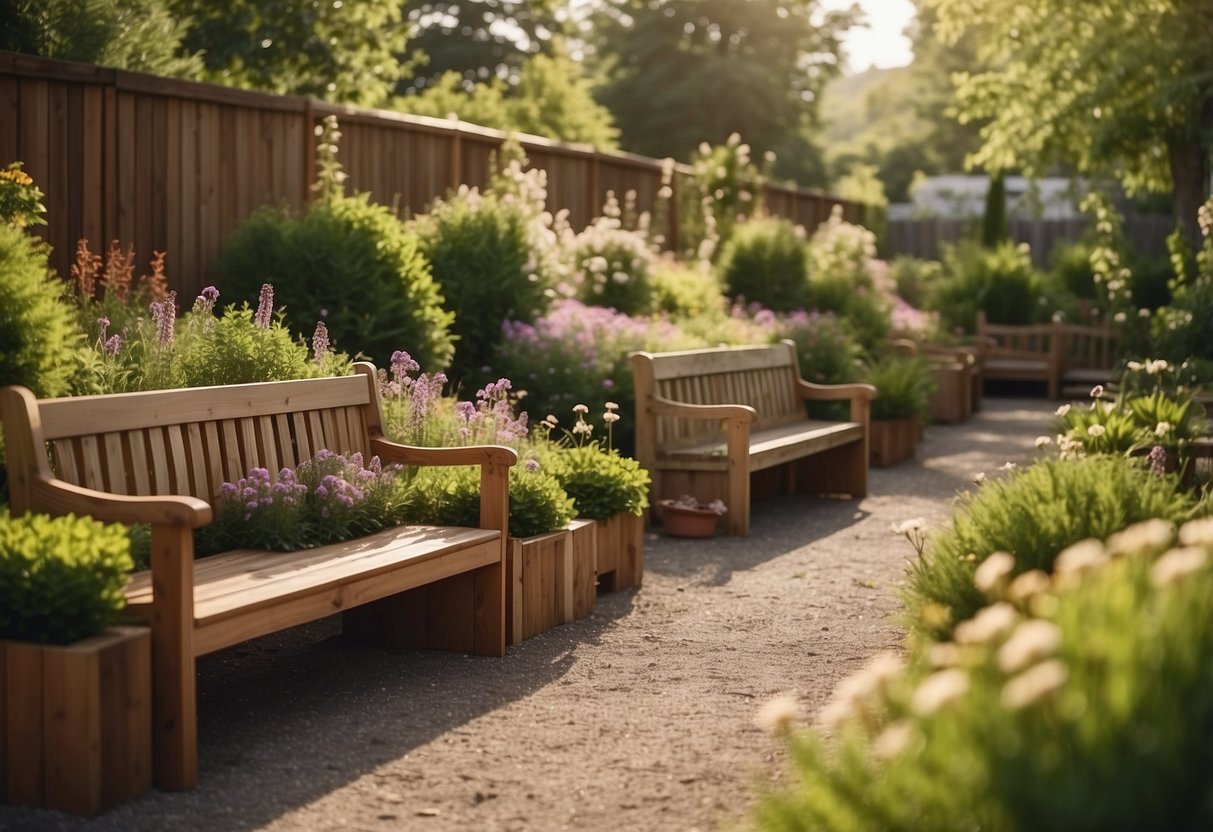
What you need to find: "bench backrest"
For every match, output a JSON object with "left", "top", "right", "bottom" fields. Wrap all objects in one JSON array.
[
  {"left": 976, "top": 311, "right": 1060, "bottom": 363},
  {"left": 631, "top": 342, "right": 804, "bottom": 448},
  {"left": 1059, "top": 322, "right": 1120, "bottom": 372},
  {"left": 3, "top": 364, "right": 383, "bottom": 513}
]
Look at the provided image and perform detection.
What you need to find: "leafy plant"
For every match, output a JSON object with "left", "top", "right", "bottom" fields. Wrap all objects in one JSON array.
[
  {"left": 0, "top": 162, "right": 47, "bottom": 228},
  {"left": 217, "top": 118, "right": 452, "bottom": 369},
  {"left": 755, "top": 518, "right": 1213, "bottom": 831},
  {"left": 866, "top": 358, "right": 935, "bottom": 421},
  {"left": 405, "top": 465, "right": 575, "bottom": 539},
  {"left": 544, "top": 404, "right": 650, "bottom": 520},
  {"left": 175, "top": 301, "right": 315, "bottom": 388},
  {"left": 0, "top": 510, "right": 133, "bottom": 645},
  {"left": 567, "top": 193, "right": 657, "bottom": 315},
  {"left": 648, "top": 261, "right": 724, "bottom": 318},
  {"left": 717, "top": 217, "right": 808, "bottom": 312},
  {"left": 904, "top": 456, "right": 1194, "bottom": 639},
  {"left": 929, "top": 239, "right": 1049, "bottom": 333}
]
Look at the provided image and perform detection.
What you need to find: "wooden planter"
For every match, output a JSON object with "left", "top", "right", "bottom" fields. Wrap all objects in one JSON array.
[
  {"left": 1, "top": 626, "right": 152, "bottom": 816},
  {"left": 870, "top": 416, "right": 920, "bottom": 468},
  {"left": 657, "top": 501, "right": 721, "bottom": 539},
  {"left": 929, "top": 362, "right": 972, "bottom": 424},
  {"left": 505, "top": 520, "right": 597, "bottom": 645},
  {"left": 594, "top": 512, "right": 644, "bottom": 592}
]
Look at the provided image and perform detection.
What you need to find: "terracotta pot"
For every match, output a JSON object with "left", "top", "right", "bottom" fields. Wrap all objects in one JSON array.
[{"left": 657, "top": 500, "right": 722, "bottom": 538}]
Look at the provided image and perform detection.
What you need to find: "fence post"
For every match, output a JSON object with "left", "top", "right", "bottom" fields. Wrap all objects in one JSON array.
[{"left": 448, "top": 122, "right": 462, "bottom": 192}]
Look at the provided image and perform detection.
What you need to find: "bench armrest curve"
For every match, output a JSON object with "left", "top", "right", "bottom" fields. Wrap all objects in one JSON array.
[
  {"left": 796, "top": 381, "right": 878, "bottom": 402},
  {"left": 30, "top": 477, "right": 213, "bottom": 528},
  {"left": 369, "top": 438, "right": 519, "bottom": 468},
  {"left": 648, "top": 396, "right": 756, "bottom": 422}
]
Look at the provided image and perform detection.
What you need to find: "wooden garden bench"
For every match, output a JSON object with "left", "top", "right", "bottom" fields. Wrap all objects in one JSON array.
[
  {"left": 1057, "top": 321, "right": 1120, "bottom": 396},
  {"left": 975, "top": 311, "right": 1062, "bottom": 399},
  {"left": 0, "top": 363, "right": 516, "bottom": 792},
  {"left": 630, "top": 341, "right": 875, "bottom": 536}
]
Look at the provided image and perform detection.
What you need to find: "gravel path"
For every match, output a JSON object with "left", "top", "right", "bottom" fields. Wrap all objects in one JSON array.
[{"left": 2, "top": 398, "right": 1052, "bottom": 832}]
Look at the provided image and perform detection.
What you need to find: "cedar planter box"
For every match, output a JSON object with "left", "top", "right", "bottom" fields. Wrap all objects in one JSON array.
[
  {"left": 595, "top": 512, "right": 644, "bottom": 592},
  {"left": 929, "top": 361, "right": 972, "bottom": 424},
  {"left": 1, "top": 626, "right": 152, "bottom": 816},
  {"left": 505, "top": 520, "right": 597, "bottom": 645},
  {"left": 870, "top": 416, "right": 920, "bottom": 468}
]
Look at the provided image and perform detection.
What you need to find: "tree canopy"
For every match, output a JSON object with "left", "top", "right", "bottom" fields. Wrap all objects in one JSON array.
[
  {"left": 926, "top": 0, "right": 1213, "bottom": 241},
  {"left": 589, "top": 0, "right": 858, "bottom": 185}
]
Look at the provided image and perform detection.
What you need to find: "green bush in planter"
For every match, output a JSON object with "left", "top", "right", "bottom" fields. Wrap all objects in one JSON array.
[
  {"left": 754, "top": 518, "right": 1213, "bottom": 831},
  {"left": 404, "top": 465, "right": 575, "bottom": 539},
  {"left": 0, "top": 510, "right": 133, "bottom": 645},
  {"left": 904, "top": 455, "right": 1193, "bottom": 640},
  {"left": 549, "top": 446, "right": 649, "bottom": 520},
  {"left": 865, "top": 357, "right": 935, "bottom": 421},
  {"left": 717, "top": 217, "right": 808, "bottom": 312}
]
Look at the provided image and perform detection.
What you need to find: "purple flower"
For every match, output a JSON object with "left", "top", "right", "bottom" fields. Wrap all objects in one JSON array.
[
  {"left": 150, "top": 291, "right": 177, "bottom": 348},
  {"left": 390, "top": 350, "right": 420, "bottom": 382},
  {"left": 525, "top": 459, "right": 541, "bottom": 473},
  {"left": 97, "top": 317, "right": 110, "bottom": 341},
  {"left": 103, "top": 334, "right": 121, "bottom": 355},
  {"left": 312, "top": 321, "right": 330, "bottom": 363},
  {"left": 194, "top": 286, "right": 219, "bottom": 317},
  {"left": 254, "top": 283, "right": 274, "bottom": 329},
  {"left": 1148, "top": 444, "right": 1169, "bottom": 477},
  {"left": 455, "top": 401, "right": 476, "bottom": 422}
]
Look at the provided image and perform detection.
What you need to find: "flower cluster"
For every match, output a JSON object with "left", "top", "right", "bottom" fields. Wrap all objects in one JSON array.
[{"left": 0, "top": 161, "right": 46, "bottom": 228}]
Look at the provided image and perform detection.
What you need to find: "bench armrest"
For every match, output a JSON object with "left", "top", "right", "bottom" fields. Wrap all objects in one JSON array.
[
  {"left": 30, "top": 477, "right": 213, "bottom": 528},
  {"left": 795, "top": 380, "right": 877, "bottom": 403},
  {"left": 648, "top": 395, "right": 757, "bottom": 423},
  {"left": 369, "top": 438, "right": 518, "bottom": 468}
]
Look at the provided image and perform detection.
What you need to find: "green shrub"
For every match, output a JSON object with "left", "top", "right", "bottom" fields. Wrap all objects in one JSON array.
[
  {"left": 405, "top": 465, "right": 575, "bottom": 539},
  {"left": 1154, "top": 277, "right": 1213, "bottom": 365},
  {"left": 0, "top": 510, "right": 133, "bottom": 645},
  {"left": 681, "top": 133, "right": 766, "bottom": 258},
  {"left": 648, "top": 261, "right": 724, "bottom": 317},
  {"left": 1049, "top": 239, "right": 1096, "bottom": 300},
  {"left": 930, "top": 240, "right": 1049, "bottom": 333},
  {"left": 568, "top": 193, "right": 657, "bottom": 315},
  {"left": 755, "top": 518, "right": 1213, "bottom": 831},
  {"left": 216, "top": 195, "right": 452, "bottom": 370},
  {"left": 175, "top": 304, "right": 314, "bottom": 387},
  {"left": 717, "top": 217, "right": 809, "bottom": 312},
  {"left": 806, "top": 272, "right": 891, "bottom": 355},
  {"left": 0, "top": 224, "right": 83, "bottom": 398},
  {"left": 415, "top": 152, "right": 558, "bottom": 384},
  {"left": 865, "top": 358, "right": 934, "bottom": 421},
  {"left": 889, "top": 256, "right": 942, "bottom": 310},
  {"left": 904, "top": 456, "right": 1193, "bottom": 639},
  {"left": 544, "top": 406, "right": 650, "bottom": 520}
]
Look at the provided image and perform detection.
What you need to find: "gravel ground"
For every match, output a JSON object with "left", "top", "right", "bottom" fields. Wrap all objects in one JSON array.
[{"left": 2, "top": 397, "right": 1052, "bottom": 832}]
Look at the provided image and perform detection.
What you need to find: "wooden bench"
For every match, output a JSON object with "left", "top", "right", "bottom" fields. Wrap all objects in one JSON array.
[
  {"left": 0, "top": 363, "right": 516, "bottom": 792},
  {"left": 630, "top": 341, "right": 875, "bottom": 536},
  {"left": 890, "top": 339, "right": 982, "bottom": 423},
  {"left": 1057, "top": 321, "right": 1120, "bottom": 396},
  {"left": 976, "top": 311, "right": 1062, "bottom": 399}
]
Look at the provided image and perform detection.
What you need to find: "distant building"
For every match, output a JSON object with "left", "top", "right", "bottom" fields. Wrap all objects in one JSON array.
[{"left": 887, "top": 175, "right": 1082, "bottom": 221}]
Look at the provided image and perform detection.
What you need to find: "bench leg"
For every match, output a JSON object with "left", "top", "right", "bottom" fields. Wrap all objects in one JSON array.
[
  {"left": 794, "top": 442, "right": 868, "bottom": 499},
  {"left": 150, "top": 525, "right": 197, "bottom": 791}
]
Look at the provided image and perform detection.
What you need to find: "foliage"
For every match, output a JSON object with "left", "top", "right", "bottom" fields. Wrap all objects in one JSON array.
[
  {"left": 754, "top": 517, "right": 1213, "bottom": 831},
  {"left": 866, "top": 358, "right": 934, "bottom": 422},
  {"left": 802, "top": 207, "right": 890, "bottom": 353},
  {"left": 1049, "top": 240, "right": 1097, "bottom": 301},
  {"left": 590, "top": 0, "right": 857, "bottom": 185},
  {"left": 1153, "top": 200, "right": 1213, "bottom": 365},
  {"left": 0, "top": 223, "right": 84, "bottom": 398},
  {"left": 414, "top": 151, "right": 558, "bottom": 383},
  {"left": 175, "top": 0, "right": 410, "bottom": 106},
  {"left": 833, "top": 162, "right": 888, "bottom": 246},
  {"left": 889, "top": 256, "right": 942, "bottom": 311},
  {"left": 904, "top": 456, "right": 1194, "bottom": 640},
  {"left": 405, "top": 464, "right": 574, "bottom": 539},
  {"left": 926, "top": 0, "right": 1213, "bottom": 245},
  {"left": 0, "top": 162, "right": 47, "bottom": 228},
  {"left": 544, "top": 405, "right": 650, "bottom": 520},
  {"left": 566, "top": 192, "right": 656, "bottom": 314},
  {"left": 217, "top": 121, "right": 452, "bottom": 370},
  {"left": 196, "top": 451, "right": 409, "bottom": 555},
  {"left": 647, "top": 261, "right": 724, "bottom": 318},
  {"left": 929, "top": 239, "right": 1048, "bottom": 332},
  {"left": 717, "top": 217, "right": 808, "bottom": 312},
  {"left": 0, "top": 510, "right": 133, "bottom": 645},
  {"left": 2, "top": 0, "right": 202, "bottom": 77},
  {"left": 981, "top": 172, "right": 1007, "bottom": 248},
  {"left": 174, "top": 302, "right": 315, "bottom": 388},
  {"left": 398, "top": 48, "right": 620, "bottom": 149}
]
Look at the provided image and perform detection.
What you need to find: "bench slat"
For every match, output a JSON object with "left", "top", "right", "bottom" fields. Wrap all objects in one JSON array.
[
  {"left": 166, "top": 426, "right": 191, "bottom": 495},
  {"left": 147, "top": 428, "right": 172, "bottom": 494},
  {"left": 127, "top": 430, "right": 151, "bottom": 494},
  {"left": 103, "top": 432, "right": 127, "bottom": 495},
  {"left": 658, "top": 421, "right": 864, "bottom": 472},
  {"left": 291, "top": 411, "right": 312, "bottom": 462},
  {"left": 273, "top": 414, "right": 294, "bottom": 471},
  {"left": 238, "top": 418, "right": 260, "bottom": 472},
  {"left": 185, "top": 423, "right": 210, "bottom": 499},
  {"left": 202, "top": 422, "right": 224, "bottom": 499}
]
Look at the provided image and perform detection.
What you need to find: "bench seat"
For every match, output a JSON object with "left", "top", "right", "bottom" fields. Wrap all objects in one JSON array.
[
  {"left": 125, "top": 525, "right": 500, "bottom": 656},
  {"left": 657, "top": 420, "right": 865, "bottom": 472}
]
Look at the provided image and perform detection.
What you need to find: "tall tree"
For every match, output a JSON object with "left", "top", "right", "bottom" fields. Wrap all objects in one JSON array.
[
  {"left": 926, "top": 0, "right": 1213, "bottom": 244},
  {"left": 401, "top": 0, "right": 565, "bottom": 95},
  {"left": 175, "top": 0, "right": 412, "bottom": 106},
  {"left": 589, "top": 0, "right": 858, "bottom": 185}
]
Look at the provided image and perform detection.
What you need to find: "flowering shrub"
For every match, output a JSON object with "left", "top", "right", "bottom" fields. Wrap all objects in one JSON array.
[
  {"left": 543, "top": 404, "right": 651, "bottom": 520},
  {"left": 807, "top": 205, "right": 876, "bottom": 288},
  {"left": 648, "top": 260, "right": 725, "bottom": 318},
  {"left": 903, "top": 456, "right": 1194, "bottom": 640},
  {"left": 197, "top": 451, "right": 408, "bottom": 554},
  {"left": 717, "top": 217, "right": 808, "bottom": 312},
  {"left": 680, "top": 132, "right": 767, "bottom": 258},
  {"left": 566, "top": 192, "right": 657, "bottom": 315},
  {"left": 0, "top": 162, "right": 46, "bottom": 228},
  {"left": 754, "top": 518, "right": 1213, "bottom": 831}
]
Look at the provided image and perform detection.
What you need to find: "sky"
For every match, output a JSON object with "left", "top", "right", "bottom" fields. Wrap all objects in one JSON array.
[{"left": 821, "top": 0, "right": 916, "bottom": 73}]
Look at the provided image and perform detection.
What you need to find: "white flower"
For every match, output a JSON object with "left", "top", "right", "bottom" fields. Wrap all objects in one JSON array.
[
  {"left": 1146, "top": 359, "right": 1169, "bottom": 374},
  {"left": 872, "top": 721, "right": 914, "bottom": 759},
  {"left": 1151, "top": 546, "right": 1208, "bottom": 587},
  {"left": 816, "top": 652, "right": 904, "bottom": 728},
  {"left": 911, "top": 669, "right": 969, "bottom": 715},
  {"left": 1053, "top": 539, "right": 1109, "bottom": 579},
  {"left": 1155, "top": 421, "right": 1172, "bottom": 437},
  {"left": 954, "top": 602, "right": 1018, "bottom": 645},
  {"left": 572, "top": 404, "right": 589, "bottom": 414},
  {"left": 999, "top": 461, "right": 1017, "bottom": 471},
  {"left": 1055, "top": 404, "right": 1072, "bottom": 417},
  {"left": 755, "top": 694, "right": 801, "bottom": 735},
  {"left": 1007, "top": 570, "right": 1051, "bottom": 604},
  {"left": 602, "top": 411, "right": 621, "bottom": 424},
  {"left": 1034, "top": 436, "right": 1053, "bottom": 448},
  {"left": 1127, "top": 360, "right": 1143, "bottom": 371},
  {"left": 974, "top": 552, "right": 1016, "bottom": 594},
  {"left": 893, "top": 517, "right": 927, "bottom": 536},
  {"left": 927, "top": 643, "right": 962, "bottom": 669},
  {"left": 1113, "top": 311, "right": 1127, "bottom": 323},
  {"left": 572, "top": 421, "right": 593, "bottom": 435},
  {"left": 1106, "top": 519, "right": 1174, "bottom": 555},
  {"left": 604, "top": 401, "right": 620, "bottom": 411},
  {"left": 972, "top": 472, "right": 987, "bottom": 484},
  {"left": 1178, "top": 517, "right": 1213, "bottom": 547},
  {"left": 1086, "top": 424, "right": 1106, "bottom": 437},
  {"left": 1001, "top": 659, "right": 1068, "bottom": 709},
  {"left": 998, "top": 620, "right": 1062, "bottom": 673},
  {"left": 1090, "top": 385, "right": 1105, "bottom": 398}
]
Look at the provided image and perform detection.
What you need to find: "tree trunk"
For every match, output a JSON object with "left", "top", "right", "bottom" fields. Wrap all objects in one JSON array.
[{"left": 1170, "top": 138, "right": 1210, "bottom": 253}]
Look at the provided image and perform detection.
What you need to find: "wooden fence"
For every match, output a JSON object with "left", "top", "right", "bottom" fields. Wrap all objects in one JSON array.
[
  {"left": 0, "top": 51, "right": 858, "bottom": 302},
  {"left": 885, "top": 214, "right": 1175, "bottom": 266}
]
